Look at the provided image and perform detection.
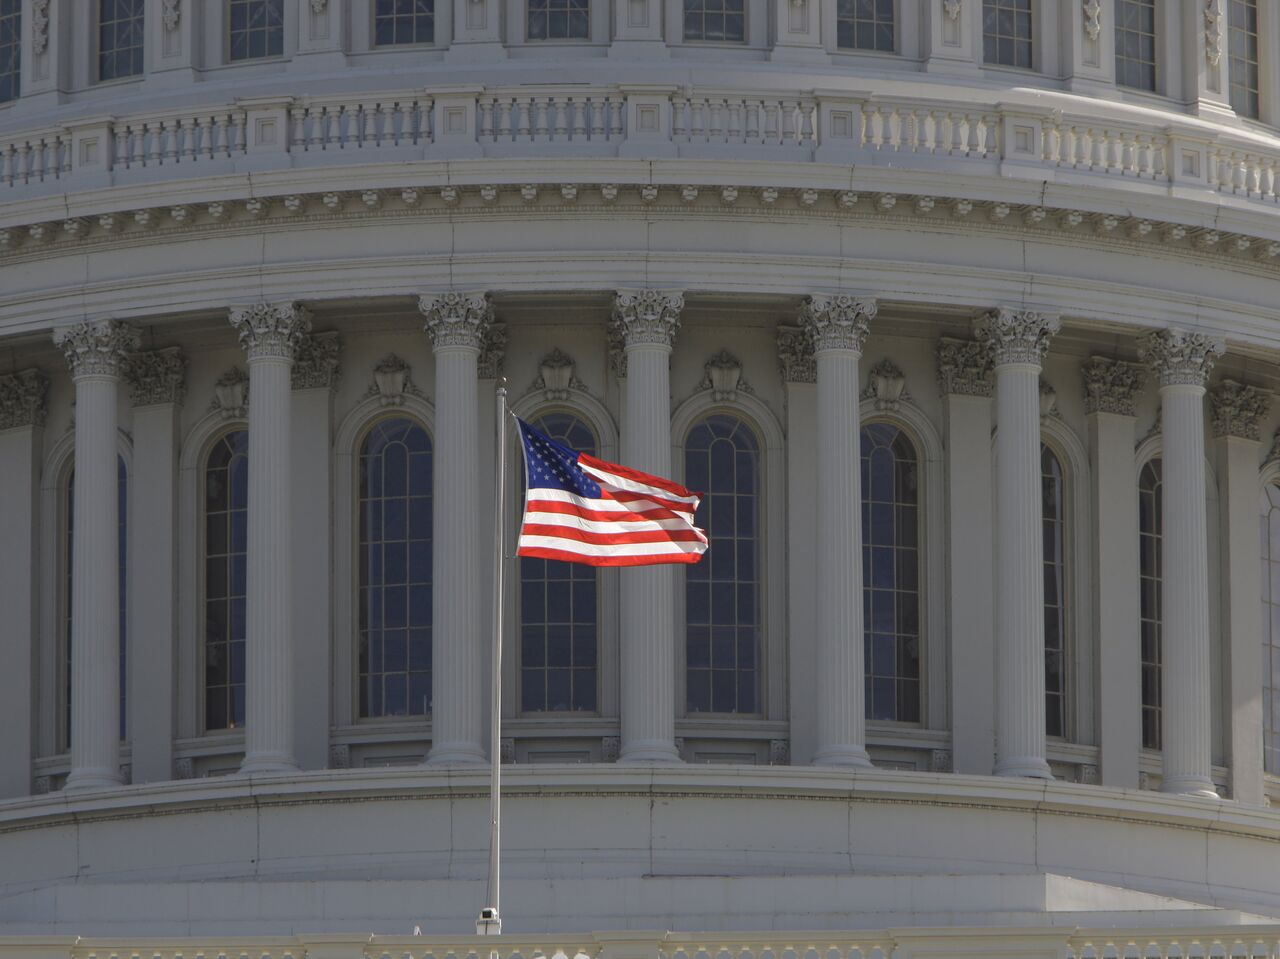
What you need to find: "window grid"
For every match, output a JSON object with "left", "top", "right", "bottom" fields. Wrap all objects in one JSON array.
[
  {"left": 861, "top": 423, "right": 921, "bottom": 724},
  {"left": 520, "top": 413, "right": 598, "bottom": 714},
  {"left": 685, "top": 414, "right": 760, "bottom": 715},
  {"left": 1139, "top": 459, "right": 1163, "bottom": 751},
  {"left": 229, "top": 0, "right": 284, "bottom": 61},
  {"left": 1042, "top": 444, "right": 1067, "bottom": 739},
  {"left": 204, "top": 431, "right": 249, "bottom": 732},
  {"left": 528, "top": 0, "right": 589, "bottom": 40},
  {"left": 374, "top": 0, "right": 435, "bottom": 45},
  {"left": 983, "top": 0, "right": 1032, "bottom": 68},
  {"left": 1262, "top": 484, "right": 1280, "bottom": 774},
  {"left": 1228, "top": 0, "right": 1260, "bottom": 119},
  {"left": 1114, "top": 0, "right": 1155, "bottom": 92},
  {"left": 0, "top": 0, "right": 19, "bottom": 103},
  {"left": 98, "top": 0, "right": 145, "bottom": 81},
  {"left": 63, "top": 460, "right": 128, "bottom": 749},
  {"left": 683, "top": 0, "right": 745, "bottom": 43},
  {"left": 836, "top": 0, "right": 894, "bottom": 52},
  {"left": 358, "top": 417, "right": 433, "bottom": 719}
]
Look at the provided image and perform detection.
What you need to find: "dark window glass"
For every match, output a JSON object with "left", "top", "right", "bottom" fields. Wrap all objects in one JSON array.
[
  {"left": 374, "top": 0, "right": 435, "bottom": 45},
  {"left": 835, "top": 0, "right": 894, "bottom": 51},
  {"left": 0, "top": 0, "right": 19, "bottom": 103},
  {"left": 1262, "top": 484, "right": 1280, "bottom": 774},
  {"left": 64, "top": 458, "right": 129, "bottom": 748},
  {"left": 682, "top": 0, "right": 745, "bottom": 43},
  {"left": 982, "top": 0, "right": 1032, "bottom": 68},
  {"left": 861, "top": 422, "right": 920, "bottom": 723},
  {"left": 520, "top": 412, "right": 599, "bottom": 713},
  {"left": 1228, "top": 0, "right": 1260, "bottom": 119},
  {"left": 1042, "top": 444, "right": 1067, "bottom": 739},
  {"left": 358, "top": 417, "right": 433, "bottom": 718},
  {"left": 98, "top": 0, "right": 145, "bottom": 81},
  {"left": 229, "top": 0, "right": 284, "bottom": 61},
  {"left": 528, "top": 0, "right": 589, "bottom": 40},
  {"left": 1114, "top": 0, "right": 1156, "bottom": 91},
  {"left": 1139, "top": 459, "right": 1163, "bottom": 751},
  {"left": 685, "top": 414, "right": 760, "bottom": 715},
  {"left": 204, "top": 430, "right": 249, "bottom": 731}
]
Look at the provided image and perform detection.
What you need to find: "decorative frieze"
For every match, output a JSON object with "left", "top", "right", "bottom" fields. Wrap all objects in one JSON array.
[
  {"left": 366, "top": 355, "right": 423, "bottom": 407},
  {"left": 530, "top": 349, "right": 586, "bottom": 401},
  {"left": 0, "top": 369, "right": 49, "bottom": 430},
  {"left": 162, "top": 0, "right": 180, "bottom": 30},
  {"left": 769, "top": 739, "right": 791, "bottom": 766},
  {"left": 127, "top": 347, "right": 187, "bottom": 407},
  {"left": 1039, "top": 379, "right": 1059, "bottom": 420},
  {"left": 229, "top": 303, "right": 312, "bottom": 360},
  {"left": 1204, "top": 0, "right": 1223, "bottom": 66},
  {"left": 1209, "top": 379, "right": 1272, "bottom": 440},
  {"left": 601, "top": 736, "right": 620, "bottom": 763},
  {"left": 500, "top": 738, "right": 516, "bottom": 764},
  {"left": 1081, "top": 356, "right": 1146, "bottom": 416},
  {"left": 1082, "top": 0, "right": 1102, "bottom": 40},
  {"left": 776, "top": 325, "right": 816, "bottom": 384},
  {"left": 930, "top": 749, "right": 953, "bottom": 774},
  {"left": 32, "top": 0, "right": 50, "bottom": 54},
  {"left": 328, "top": 744, "right": 350, "bottom": 769},
  {"left": 936, "top": 337, "right": 992, "bottom": 397},
  {"left": 291, "top": 331, "right": 342, "bottom": 391},
  {"left": 478, "top": 322, "right": 507, "bottom": 379},
  {"left": 1139, "top": 328, "right": 1224, "bottom": 387},
  {"left": 974, "top": 309, "right": 1060, "bottom": 367},
  {"left": 698, "top": 349, "right": 753, "bottom": 402},
  {"left": 799, "top": 294, "right": 876, "bottom": 353},
  {"left": 862, "top": 358, "right": 907, "bottom": 411},
  {"left": 211, "top": 368, "right": 249, "bottom": 419},
  {"left": 53, "top": 320, "right": 141, "bottom": 379},
  {"left": 419, "top": 292, "right": 494, "bottom": 351},
  {"left": 173, "top": 757, "right": 194, "bottom": 780}
]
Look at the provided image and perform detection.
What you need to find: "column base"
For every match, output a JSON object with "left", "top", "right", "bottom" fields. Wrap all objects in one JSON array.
[
  {"left": 812, "top": 745, "right": 873, "bottom": 768},
  {"left": 426, "top": 742, "right": 487, "bottom": 765},
  {"left": 994, "top": 756, "right": 1054, "bottom": 779},
  {"left": 239, "top": 752, "right": 300, "bottom": 776},
  {"left": 1161, "top": 773, "right": 1220, "bottom": 799},
  {"left": 64, "top": 767, "right": 124, "bottom": 792},
  {"left": 618, "top": 739, "right": 682, "bottom": 763}
]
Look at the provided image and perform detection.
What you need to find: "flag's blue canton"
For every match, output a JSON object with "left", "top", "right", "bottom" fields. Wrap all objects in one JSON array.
[{"left": 518, "top": 420, "right": 601, "bottom": 498}]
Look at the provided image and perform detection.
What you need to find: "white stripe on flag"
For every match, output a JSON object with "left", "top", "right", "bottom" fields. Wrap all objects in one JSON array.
[
  {"left": 516, "top": 534, "right": 706, "bottom": 557},
  {"left": 577, "top": 461, "right": 701, "bottom": 507}
]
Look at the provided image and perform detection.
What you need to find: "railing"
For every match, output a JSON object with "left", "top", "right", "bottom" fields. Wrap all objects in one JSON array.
[
  {"left": 5, "top": 87, "right": 1280, "bottom": 210},
  {"left": 10, "top": 929, "right": 1280, "bottom": 959}
]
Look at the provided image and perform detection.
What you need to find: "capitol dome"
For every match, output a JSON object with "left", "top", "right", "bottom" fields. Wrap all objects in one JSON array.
[{"left": 3, "top": 0, "right": 1280, "bottom": 953}]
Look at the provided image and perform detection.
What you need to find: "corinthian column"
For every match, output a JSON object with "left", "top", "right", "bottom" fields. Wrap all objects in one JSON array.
[
  {"left": 53, "top": 319, "right": 141, "bottom": 791},
  {"left": 230, "top": 303, "right": 311, "bottom": 775},
  {"left": 1141, "top": 329, "right": 1224, "bottom": 798},
  {"left": 803, "top": 293, "right": 876, "bottom": 767},
  {"left": 976, "top": 307, "right": 1060, "bottom": 780},
  {"left": 419, "top": 292, "right": 491, "bottom": 764},
  {"left": 612, "top": 289, "right": 684, "bottom": 763}
]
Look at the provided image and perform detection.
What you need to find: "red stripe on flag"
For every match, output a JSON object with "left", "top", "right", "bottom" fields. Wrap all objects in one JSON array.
[
  {"left": 516, "top": 545, "right": 706, "bottom": 567},
  {"left": 519, "top": 523, "right": 708, "bottom": 546}
]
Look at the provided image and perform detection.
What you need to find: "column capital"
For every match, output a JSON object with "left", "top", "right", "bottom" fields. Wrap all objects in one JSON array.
[
  {"left": 1140, "top": 328, "right": 1225, "bottom": 388},
  {"left": 418, "top": 291, "right": 494, "bottom": 351},
  {"left": 53, "top": 320, "right": 141, "bottom": 379},
  {"left": 799, "top": 293, "right": 876, "bottom": 353},
  {"left": 1209, "top": 379, "right": 1272, "bottom": 440},
  {"left": 478, "top": 322, "right": 507, "bottom": 379},
  {"left": 1081, "top": 356, "right": 1146, "bottom": 416},
  {"left": 127, "top": 347, "right": 187, "bottom": 407},
  {"left": 230, "top": 303, "right": 312, "bottom": 360},
  {"left": 936, "top": 336, "right": 993, "bottom": 397},
  {"left": 0, "top": 369, "right": 49, "bottom": 430},
  {"left": 776, "top": 325, "right": 816, "bottom": 384},
  {"left": 974, "top": 308, "right": 1060, "bottom": 367},
  {"left": 611, "top": 289, "right": 685, "bottom": 350},
  {"left": 291, "top": 331, "right": 342, "bottom": 391}
]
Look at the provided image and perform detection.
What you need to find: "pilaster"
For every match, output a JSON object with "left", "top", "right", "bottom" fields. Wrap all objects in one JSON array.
[
  {"left": 922, "top": 0, "right": 983, "bottom": 74},
  {"left": 1061, "top": 0, "right": 1115, "bottom": 91},
  {"left": 145, "top": 0, "right": 200, "bottom": 83},
  {"left": 295, "top": 0, "right": 348, "bottom": 64},
  {"left": 1185, "top": 0, "right": 1234, "bottom": 118}
]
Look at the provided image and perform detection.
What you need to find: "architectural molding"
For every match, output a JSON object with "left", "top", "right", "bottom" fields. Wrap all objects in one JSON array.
[
  {"left": 1140, "top": 329, "right": 1225, "bottom": 388},
  {"left": 0, "top": 369, "right": 49, "bottom": 430},
  {"left": 1209, "top": 380, "right": 1272, "bottom": 440},
  {"left": 776, "top": 325, "right": 815, "bottom": 385},
  {"left": 974, "top": 309, "right": 1061, "bottom": 367},
  {"left": 696, "top": 350, "right": 754, "bottom": 402},
  {"left": 936, "top": 337, "right": 992, "bottom": 398},
  {"left": 528, "top": 349, "right": 588, "bottom": 401},
  {"left": 229, "top": 304, "right": 312, "bottom": 361},
  {"left": 210, "top": 368, "right": 249, "bottom": 419},
  {"left": 611, "top": 290, "right": 685, "bottom": 349},
  {"left": 798, "top": 294, "right": 876, "bottom": 353},
  {"left": 127, "top": 348, "right": 187, "bottom": 407},
  {"left": 478, "top": 322, "right": 506, "bottom": 379},
  {"left": 1081, "top": 357, "right": 1146, "bottom": 416},
  {"left": 418, "top": 292, "right": 494, "bottom": 351},
  {"left": 52, "top": 320, "right": 141, "bottom": 379},
  {"left": 862, "top": 358, "right": 908, "bottom": 411},
  {"left": 365, "top": 355, "right": 425, "bottom": 407},
  {"left": 291, "top": 332, "right": 341, "bottom": 391}
]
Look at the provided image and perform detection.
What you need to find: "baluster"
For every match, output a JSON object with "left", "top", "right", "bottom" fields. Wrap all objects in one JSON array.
[
  {"left": 146, "top": 122, "right": 161, "bottom": 165},
  {"left": 531, "top": 98, "right": 547, "bottom": 139},
  {"left": 692, "top": 99, "right": 706, "bottom": 140},
  {"left": 763, "top": 102, "right": 778, "bottom": 144},
  {"left": 550, "top": 99, "right": 566, "bottom": 139},
  {"left": 517, "top": 98, "right": 532, "bottom": 139},
  {"left": 572, "top": 99, "right": 587, "bottom": 138},
  {"left": 160, "top": 118, "right": 175, "bottom": 163},
  {"left": 367, "top": 104, "right": 381, "bottom": 147},
  {"left": 708, "top": 99, "right": 723, "bottom": 142},
  {"left": 15, "top": 142, "right": 30, "bottom": 183},
  {"left": 497, "top": 99, "right": 513, "bottom": 140},
  {"left": 1264, "top": 160, "right": 1277, "bottom": 200},
  {"left": 610, "top": 96, "right": 625, "bottom": 138},
  {"left": 963, "top": 113, "right": 978, "bottom": 157},
  {"left": 235, "top": 110, "right": 247, "bottom": 154},
  {"left": 1235, "top": 153, "right": 1249, "bottom": 193},
  {"left": 478, "top": 99, "right": 494, "bottom": 141},
  {"left": 671, "top": 98, "right": 687, "bottom": 138},
  {"left": 32, "top": 138, "right": 46, "bottom": 181},
  {"left": 1, "top": 145, "right": 12, "bottom": 187},
  {"left": 801, "top": 101, "right": 815, "bottom": 146},
  {"left": 589, "top": 99, "right": 605, "bottom": 138}
]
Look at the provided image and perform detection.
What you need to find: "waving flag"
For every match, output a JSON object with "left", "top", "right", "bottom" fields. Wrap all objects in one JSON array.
[{"left": 516, "top": 418, "right": 708, "bottom": 567}]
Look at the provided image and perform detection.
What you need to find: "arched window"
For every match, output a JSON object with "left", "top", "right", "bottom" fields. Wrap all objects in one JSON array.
[
  {"left": 1042, "top": 443, "right": 1067, "bottom": 738},
  {"left": 357, "top": 417, "right": 433, "bottom": 718},
  {"left": 203, "top": 430, "right": 249, "bottom": 731},
  {"left": 63, "top": 456, "right": 128, "bottom": 747},
  {"left": 684, "top": 414, "right": 760, "bottom": 715},
  {"left": 521, "top": 412, "right": 599, "bottom": 713},
  {"left": 861, "top": 422, "right": 921, "bottom": 723},
  {"left": 1138, "top": 459, "right": 1163, "bottom": 750},
  {"left": 1262, "top": 483, "right": 1280, "bottom": 774}
]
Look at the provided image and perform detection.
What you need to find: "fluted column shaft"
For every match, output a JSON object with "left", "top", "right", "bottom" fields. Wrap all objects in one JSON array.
[
  {"left": 1143, "top": 329, "right": 1224, "bottom": 798},
  {"left": 54, "top": 321, "right": 139, "bottom": 791},
  {"left": 420, "top": 292, "right": 491, "bottom": 764},
  {"left": 977, "top": 308, "right": 1059, "bottom": 780},
  {"left": 231, "top": 304, "right": 310, "bottom": 775},
  {"left": 613, "top": 290, "right": 684, "bottom": 763},
  {"left": 805, "top": 294, "right": 876, "bottom": 767}
]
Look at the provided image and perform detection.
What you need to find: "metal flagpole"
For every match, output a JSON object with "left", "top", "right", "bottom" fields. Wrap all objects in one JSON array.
[{"left": 477, "top": 379, "right": 508, "bottom": 936}]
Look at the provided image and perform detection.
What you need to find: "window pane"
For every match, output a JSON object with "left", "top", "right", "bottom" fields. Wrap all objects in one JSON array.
[
  {"left": 228, "top": 0, "right": 284, "bottom": 61},
  {"left": 835, "top": 0, "right": 893, "bottom": 51},
  {"left": 1263, "top": 482, "right": 1280, "bottom": 773},
  {"left": 1228, "top": 0, "right": 1260, "bottom": 118},
  {"left": 981, "top": 0, "right": 1032, "bottom": 67},
  {"left": 1114, "top": 0, "right": 1156, "bottom": 92},
  {"left": 204, "top": 431, "right": 249, "bottom": 730},
  {"left": 1139, "top": 460, "right": 1163, "bottom": 750},
  {"left": 528, "top": 0, "right": 589, "bottom": 39},
  {"left": 374, "top": 0, "right": 435, "bottom": 45},
  {"left": 1041, "top": 445, "right": 1068, "bottom": 738},
  {"left": 0, "top": 1, "right": 19, "bottom": 102}
]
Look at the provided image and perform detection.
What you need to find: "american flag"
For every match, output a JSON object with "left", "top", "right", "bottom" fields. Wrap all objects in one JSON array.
[{"left": 515, "top": 418, "right": 709, "bottom": 567}]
